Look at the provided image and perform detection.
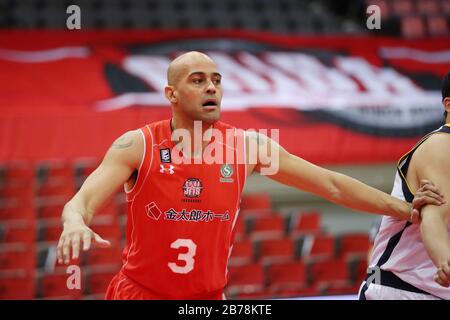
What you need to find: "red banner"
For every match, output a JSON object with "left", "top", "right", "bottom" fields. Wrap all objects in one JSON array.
[{"left": 0, "top": 30, "right": 449, "bottom": 164}]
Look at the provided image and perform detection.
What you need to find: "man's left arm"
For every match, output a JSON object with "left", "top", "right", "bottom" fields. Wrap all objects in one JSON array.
[{"left": 249, "top": 132, "right": 444, "bottom": 222}]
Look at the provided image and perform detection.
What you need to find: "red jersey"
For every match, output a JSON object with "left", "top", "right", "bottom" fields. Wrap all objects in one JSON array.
[{"left": 119, "top": 119, "right": 246, "bottom": 299}]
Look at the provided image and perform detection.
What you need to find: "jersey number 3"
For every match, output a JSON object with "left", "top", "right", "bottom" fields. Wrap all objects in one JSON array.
[{"left": 168, "top": 239, "right": 197, "bottom": 274}]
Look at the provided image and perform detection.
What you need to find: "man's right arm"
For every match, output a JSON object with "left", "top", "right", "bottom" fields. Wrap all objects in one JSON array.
[{"left": 57, "top": 130, "right": 143, "bottom": 264}]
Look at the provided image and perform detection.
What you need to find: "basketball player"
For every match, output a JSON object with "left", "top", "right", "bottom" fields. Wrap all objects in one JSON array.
[
  {"left": 359, "top": 72, "right": 450, "bottom": 300},
  {"left": 57, "top": 52, "right": 445, "bottom": 299}
]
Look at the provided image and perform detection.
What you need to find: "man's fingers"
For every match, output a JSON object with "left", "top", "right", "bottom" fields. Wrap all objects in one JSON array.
[
  {"left": 419, "top": 179, "right": 433, "bottom": 187},
  {"left": 433, "top": 260, "right": 450, "bottom": 287},
  {"left": 419, "top": 184, "right": 445, "bottom": 199},
  {"left": 435, "top": 268, "right": 450, "bottom": 287},
  {"left": 71, "top": 234, "right": 81, "bottom": 260},
  {"left": 410, "top": 209, "right": 420, "bottom": 223},
  {"left": 439, "top": 262, "right": 450, "bottom": 278},
  {"left": 423, "top": 190, "right": 444, "bottom": 202},
  {"left": 413, "top": 197, "right": 439, "bottom": 209},
  {"left": 419, "top": 179, "right": 446, "bottom": 200},
  {"left": 436, "top": 268, "right": 446, "bottom": 281},
  {"left": 434, "top": 274, "right": 446, "bottom": 287},
  {"left": 93, "top": 233, "right": 111, "bottom": 248},
  {"left": 82, "top": 231, "right": 92, "bottom": 251},
  {"left": 57, "top": 238, "right": 64, "bottom": 264},
  {"left": 413, "top": 193, "right": 443, "bottom": 207},
  {"left": 62, "top": 237, "right": 71, "bottom": 265},
  {"left": 436, "top": 276, "right": 450, "bottom": 287}
]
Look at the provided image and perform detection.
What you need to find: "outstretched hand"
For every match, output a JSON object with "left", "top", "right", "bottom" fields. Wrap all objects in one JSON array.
[
  {"left": 57, "top": 222, "right": 111, "bottom": 265},
  {"left": 410, "top": 179, "right": 446, "bottom": 223}
]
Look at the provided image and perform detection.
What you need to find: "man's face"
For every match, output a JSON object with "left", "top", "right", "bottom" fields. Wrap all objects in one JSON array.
[{"left": 172, "top": 58, "right": 222, "bottom": 124}]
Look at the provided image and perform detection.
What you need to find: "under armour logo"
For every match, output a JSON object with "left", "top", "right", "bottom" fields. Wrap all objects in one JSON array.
[{"left": 160, "top": 164, "right": 175, "bottom": 174}]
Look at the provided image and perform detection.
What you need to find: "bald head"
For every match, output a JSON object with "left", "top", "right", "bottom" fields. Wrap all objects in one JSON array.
[
  {"left": 167, "top": 51, "right": 216, "bottom": 86},
  {"left": 164, "top": 51, "right": 222, "bottom": 124}
]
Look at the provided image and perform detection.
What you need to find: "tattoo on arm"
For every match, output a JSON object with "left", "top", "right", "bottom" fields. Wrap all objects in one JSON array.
[{"left": 112, "top": 136, "right": 133, "bottom": 149}]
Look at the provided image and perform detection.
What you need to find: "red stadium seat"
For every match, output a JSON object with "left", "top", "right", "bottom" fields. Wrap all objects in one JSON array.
[
  {"left": 310, "top": 258, "right": 351, "bottom": 289},
  {"left": 36, "top": 180, "right": 75, "bottom": 199},
  {"left": 240, "top": 194, "right": 272, "bottom": 217},
  {"left": 290, "top": 211, "right": 322, "bottom": 237},
  {"left": 226, "top": 263, "right": 265, "bottom": 296},
  {"left": 74, "top": 158, "right": 98, "bottom": 177},
  {"left": 301, "top": 234, "right": 336, "bottom": 262},
  {"left": 117, "top": 198, "right": 127, "bottom": 217},
  {"left": 229, "top": 239, "right": 254, "bottom": 266},
  {"left": 427, "top": 15, "right": 449, "bottom": 36},
  {"left": 258, "top": 238, "right": 295, "bottom": 265},
  {"left": 0, "top": 220, "right": 36, "bottom": 244},
  {"left": 339, "top": 233, "right": 371, "bottom": 260},
  {"left": 367, "top": 0, "right": 391, "bottom": 19},
  {"left": 401, "top": 16, "right": 426, "bottom": 39},
  {"left": 0, "top": 244, "right": 36, "bottom": 271},
  {"left": 0, "top": 162, "right": 34, "bottom": 184},
  {"left": 352, "top": 256, "right": 369, "bottom": 284},
  {"left": 267, "top": 261, "right": 307, "bottom": 292},
  {"left": 38, "top": 202, "right": 65, "bottom": 219},
  {"left": 82, "top": 293, "right": 105, "bottom": 300},
  {"left": 233, "top": 289, "right": 272, "bottom": 299},
  {"left": 443, "top": 0, "right": 450, "bottom": 13},
  {"left": 0, "top": 183, "right": 34, "bottom": 201},
  {"left": 276, "top": 286, "right": 322, "bottom": 298},
  {"left": 37, "top": 160, "right": 74, "bottom": 182},
  {"left": 417, "top": 0, "right": 440, "bottom": 15},
  {"left": 38, "top": 219, "right": 62, "bottom": 243},
  {"left": 250, "top": 215, "right": 285, "bottom": 240},
  {"left": 240, "top": 193, "right": 271, "bottom": 210},
  {"left": 74, "top": 158, "right": 99, "bottom": 188},
  {"left": 392, "top": 0, "right": 415, "bottom": 15},
  {"left": 0, "top": 270, "right": 35, "bottom": 299},
  {"left": 325, "top": 283, "right": 361, "bottom": 295},
  {"left": 233, "top": 217, "right": 246, "bottom": 242},
  {"left": 38, "top": 271, "right": 83, "bottom": 299},
  {"left": 0, "top": 201, "right": 35, "bottom": 221},
  {"left": 95, "top": 198, "right": 120, "bottom": 217}
]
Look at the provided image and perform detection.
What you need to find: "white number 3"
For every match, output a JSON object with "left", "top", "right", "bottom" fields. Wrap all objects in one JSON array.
[{"left": 168, "top": 238, "right": 197, "bottom": 274}]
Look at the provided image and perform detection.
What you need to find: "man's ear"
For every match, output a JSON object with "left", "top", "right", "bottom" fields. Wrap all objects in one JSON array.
[
  {"left": 444, "top": 97, "right": 450, "bottom": 112},
  {"left": 164, "top": 86, "right": 177, "bottom": 104}
]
